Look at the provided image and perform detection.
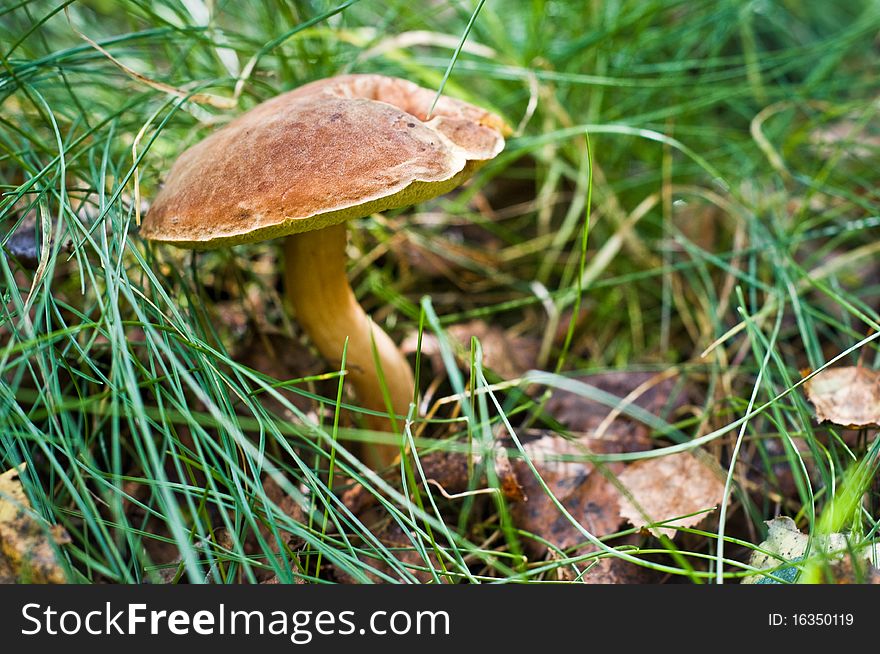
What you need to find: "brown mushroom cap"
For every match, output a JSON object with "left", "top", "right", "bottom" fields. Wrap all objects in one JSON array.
[{"left": 141, "top": 74, "right": 508, "bottom": 249}]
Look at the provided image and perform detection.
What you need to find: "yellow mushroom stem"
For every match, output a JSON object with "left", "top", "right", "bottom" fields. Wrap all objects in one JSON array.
[{"left": 283, "top": 222, "right": 414, "bottom": 468}]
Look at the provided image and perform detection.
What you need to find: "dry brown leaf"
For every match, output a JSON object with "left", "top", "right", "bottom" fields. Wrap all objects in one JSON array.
[
  {"left": 617, "top": 451, "right": 725, "bottom": 539},
  {"left": 803, "top": 366, "right": 880, "bottom": 428},
  {"left": 0, "top": 465, "right": 70, "bottom": 583},
  {"left": 510, "top": 432, "right": 624, "bottom": 558},
  {"left": 507, "top": 383, "right": 686, "bottom": 560}
]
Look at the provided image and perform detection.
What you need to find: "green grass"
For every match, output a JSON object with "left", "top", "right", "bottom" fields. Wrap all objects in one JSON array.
[{"left": 1, "top": 0, "right": 879, "bottom": 584}]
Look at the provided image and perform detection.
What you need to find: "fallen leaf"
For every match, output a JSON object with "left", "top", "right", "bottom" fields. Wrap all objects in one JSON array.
[
  {"left": 743, "top": 516, "right": 880, "bottom": 584},
  {"left": 744, "top": 516, "right": 815, "bottom": 580},
  {"left": 505, "top": 371, "right": 689, "bottom": 560},
  {"left": 509, "top": 432, "right": 625, "bottom": 558},
  {"left": 617, "top": 451, "right": 725, "bottom": 539},
  {"left": 804, "top": 366, "right": 880, "bottom": 428},
  {"left": 0, "top": 465, "right": 70, "bottom": 583},
  {"left": 445, "top": 321, "right": 539, "bottom": 379}
]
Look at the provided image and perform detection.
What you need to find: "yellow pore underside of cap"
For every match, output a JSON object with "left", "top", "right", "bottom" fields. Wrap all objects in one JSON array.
[{"left": 140, "top": 74, "right": 508, "bottom": 249}]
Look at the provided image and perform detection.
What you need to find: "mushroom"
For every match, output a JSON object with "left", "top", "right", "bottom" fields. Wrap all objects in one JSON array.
[{"left": 140, "top": 74, "right": 508, "bottom": 468}]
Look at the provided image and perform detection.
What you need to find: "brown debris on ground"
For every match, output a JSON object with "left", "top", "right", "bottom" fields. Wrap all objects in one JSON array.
[
  {"left": 253, "top": 475, "right": 309, "bottom": 580},
  {"left": 500, "top": 370, "right": 713, "bottom": 577},
  {"left": 579, "top": 547, "right": 663, "bottom": 584},
  {"left": 617, "top": 451, "right": 726, "bottom": 539},
  {"left": 0, "top": 465, "right": 70, "bottom": 584},
  {"left": 329, "top": 505, "right": 445, "bottom": 584},
  {"left": 402, "top": 319, "right": 540, "bottom": 380},
  {"left": 509, "top": 432, "right": 624, "bottom": 558},
  {"left": 232, "top": 331, "right": 324, "bottom": 416},
  {"left": 543, "top": 370, "right": 691, "bottom": 438}
]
